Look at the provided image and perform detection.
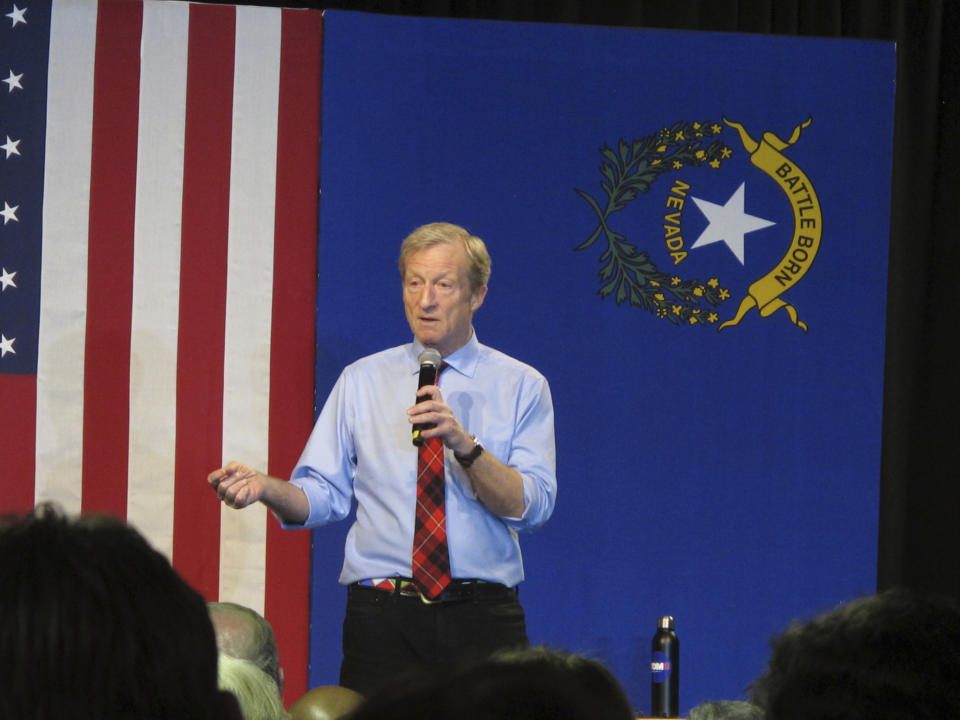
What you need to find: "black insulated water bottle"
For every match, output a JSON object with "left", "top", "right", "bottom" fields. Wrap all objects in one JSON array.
[{"left": 651, "top": 615, "right": 679, "bottom": 717}]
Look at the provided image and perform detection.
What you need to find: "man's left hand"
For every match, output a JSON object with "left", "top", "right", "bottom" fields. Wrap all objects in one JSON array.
[{"left": 407, "top": 384, "right": 474, "bottom": 455}]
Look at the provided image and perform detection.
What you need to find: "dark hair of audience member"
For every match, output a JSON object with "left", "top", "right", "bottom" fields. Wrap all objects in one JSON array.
[
  {"left": 491, "top": 645, "right": 635, "bottom": 720},
  {"left": 347, "top": 646, "right": 634, "bottom": 720},
  {"left": 0, "top": 503, "right": 235, "bottom": 720},
  {"left": 750, "top": 587, "right": 960, "bottom": 720}
]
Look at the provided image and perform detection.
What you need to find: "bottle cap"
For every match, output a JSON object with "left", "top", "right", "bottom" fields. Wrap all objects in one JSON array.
[{"left": 658, "top": 615, "right": 674, "bottom": 630}]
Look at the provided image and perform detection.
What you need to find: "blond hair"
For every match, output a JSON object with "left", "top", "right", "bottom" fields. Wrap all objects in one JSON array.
[
  {"left": 398, "top": 222, "right": 491, "bottom": 293},
  {"left": 217, "top": 653, "right": 289, "bottom": 720}
]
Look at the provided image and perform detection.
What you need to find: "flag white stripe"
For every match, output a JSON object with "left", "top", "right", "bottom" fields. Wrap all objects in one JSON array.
[
  {"left": 219, "top": 5, "right": 283, "bottom": 613},
  {"left": 35, "top": 0, "right": 97, "bottom": 513},
  {"left": 126, "top": 0, "right": 190, "bottom": 558}
]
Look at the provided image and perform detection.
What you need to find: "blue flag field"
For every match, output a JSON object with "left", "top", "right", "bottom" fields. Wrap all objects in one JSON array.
[{"left": 312, "top": 11, "right": 895, "bottom": 713}]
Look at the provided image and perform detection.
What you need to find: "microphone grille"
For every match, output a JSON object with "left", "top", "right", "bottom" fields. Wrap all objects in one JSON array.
[{"left": 418, "top": 348, "right": 442, "bottom": 368}]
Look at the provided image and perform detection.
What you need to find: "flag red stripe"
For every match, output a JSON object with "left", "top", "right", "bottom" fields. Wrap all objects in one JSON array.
[
  {"left": 2, "top": 375, "right": 37, "bottom": 513},
  {"left": 173, "top": 3, "right": 236, "bottom": 598},
  {"left": 265, "top": 9, "right": 323, "bottom": 703},
  {"left": 81, "top": 0, "right": 143, "bottom": 517}
]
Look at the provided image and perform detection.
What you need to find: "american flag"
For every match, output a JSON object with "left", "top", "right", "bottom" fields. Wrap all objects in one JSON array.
[{"left": 0, "top": 0, "right": 319, "bottom": 702}]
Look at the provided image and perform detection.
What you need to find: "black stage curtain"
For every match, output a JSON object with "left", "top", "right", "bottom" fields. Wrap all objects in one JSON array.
[{"left": 246, "top": 0, "right": 960, "bottom": 598}]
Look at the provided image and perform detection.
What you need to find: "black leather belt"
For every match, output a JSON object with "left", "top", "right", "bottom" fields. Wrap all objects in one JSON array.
[{"left": 349, "top": 578, "right": 516, "bottom": 604}]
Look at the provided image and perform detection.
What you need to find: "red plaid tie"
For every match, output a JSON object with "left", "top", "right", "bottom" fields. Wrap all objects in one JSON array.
[{"left": 412, "top": 364, "right": 451, "bottom": 599}]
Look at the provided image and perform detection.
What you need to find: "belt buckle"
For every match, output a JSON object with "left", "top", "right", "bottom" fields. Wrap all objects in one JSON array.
[
  {"left": 418, "top": 589, "right": 442, "bottom": 605},
  {"left": 396, "top": 580, "right": 439, "bottom": 603},
  {"left": 397, "top": 582, "right": 420, "bottom": 599}
]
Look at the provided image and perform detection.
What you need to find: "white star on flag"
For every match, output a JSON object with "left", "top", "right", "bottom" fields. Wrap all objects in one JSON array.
[
  {"left": 1, "top": 201, "right": 19, "bottom": 224},
  {"left": 2, "top": 136, "right": 21, "bottom": 158},
  {"left": 5, "top": 4, "right": 27, "bottom": 27},
  {"left": 690, "top": 182, "right": 775, "bottom": 265},
  {"left": 0, "top": 334, "right": 15, "bottom": 357},
  {"left": 0, "top": 267, "right": 16, "bottom": 291},
  {"left": 3, "top": 69, "right": 24, "bottom": 92}
]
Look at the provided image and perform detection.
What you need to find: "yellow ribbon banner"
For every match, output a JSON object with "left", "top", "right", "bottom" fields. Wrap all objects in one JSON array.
[{"left": 720, "top": 118, "right": 821, "bottom": 332}]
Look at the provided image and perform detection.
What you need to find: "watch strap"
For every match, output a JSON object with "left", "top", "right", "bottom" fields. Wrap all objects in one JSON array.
[{"left": 454, "top": 436, "right": 483, "bottom": 467}]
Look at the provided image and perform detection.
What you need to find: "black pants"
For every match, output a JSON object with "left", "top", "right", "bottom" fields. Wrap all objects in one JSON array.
[{"left": 339, "top": 583, "right": 529, "bottom": 697}]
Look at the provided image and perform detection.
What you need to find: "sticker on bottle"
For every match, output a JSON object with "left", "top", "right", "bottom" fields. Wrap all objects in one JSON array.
[{"left": 651, "top": 651, "right": 672, "bottom": 682}]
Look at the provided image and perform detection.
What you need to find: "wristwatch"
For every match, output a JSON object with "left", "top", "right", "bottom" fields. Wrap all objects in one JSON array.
[{"left": 454, "top": 435, "right": 484, "bottom": 468}]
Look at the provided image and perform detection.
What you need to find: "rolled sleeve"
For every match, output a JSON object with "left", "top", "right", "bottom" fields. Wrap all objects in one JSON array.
[
  {"left": 502, "top": 372, "right": 557, "bottom": 532},
  {"left": 281, "top": 372, "right": 357, "bottom": 529}
]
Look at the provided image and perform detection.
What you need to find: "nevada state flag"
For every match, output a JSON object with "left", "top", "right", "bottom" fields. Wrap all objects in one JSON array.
[{"left": 312, "top": 11, "right": 894, "bottom": 715}]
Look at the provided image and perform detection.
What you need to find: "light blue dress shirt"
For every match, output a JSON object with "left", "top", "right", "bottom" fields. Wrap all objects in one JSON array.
[{"left": 286, "top": 332, "right": 557, "bottom": 588}]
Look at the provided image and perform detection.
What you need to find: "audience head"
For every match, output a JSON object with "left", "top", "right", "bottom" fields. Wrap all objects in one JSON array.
[
  {"left": 0, "top": 503, "right": 240, "bottom": 720},
  {"left": 218, "top": 653, "right": 290, "bottom": 720},
  {"left": 210, "top": 600, "right": 284, "bottom": 694},
  {"left": 288, "top": 685, "right": 365, "bottom": 720},
  {"left": 491, "top": 645, "right": 635, "bottom": 720},
  {"left": 347, "top": 645, "right": 633, "bottom": 720},
  {"left": 689, "top": 700, "right": 764, "bottom": 720},
  {"left": 750, "top": 588, "right": 960, "bottom": 720}
]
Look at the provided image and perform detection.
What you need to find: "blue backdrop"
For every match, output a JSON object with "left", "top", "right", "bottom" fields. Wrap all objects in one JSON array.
[{"left": 308, "top": 11, "right": 895, "bottom": 714}]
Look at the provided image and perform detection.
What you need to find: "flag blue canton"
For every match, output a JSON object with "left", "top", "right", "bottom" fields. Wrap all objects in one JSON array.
[{"left": 1, "top": 0, "right": 50, "bottom": 376}]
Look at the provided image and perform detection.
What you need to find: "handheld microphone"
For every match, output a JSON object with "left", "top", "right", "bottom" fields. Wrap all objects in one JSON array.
[{"left": 412, "top": 348, "right": 442, "bottom": 446}]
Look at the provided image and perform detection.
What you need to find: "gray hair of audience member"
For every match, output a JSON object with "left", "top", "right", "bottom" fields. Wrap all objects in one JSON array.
[
  {"left": 218, "top": 653, "right": 290, "bottom": 720},
  {"left": 689, "top": 700, "right": 764, "bottom": 720},
  {"left": 490, "top": 645, "right": 636, "bottom": 720},
  {"left": 210, "top": 601, "right": 283, "bottom": 693},
  {"left": 398, "top": 222, "right": 492, "bottom": 293},
  {"left": 0, "top": 503, "right": 238, "bottom": 720},
  {"left": 749, "top": 588, "right": 960, "bottom": 720}
]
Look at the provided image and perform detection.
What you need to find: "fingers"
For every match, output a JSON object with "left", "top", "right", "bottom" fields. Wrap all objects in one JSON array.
[
  {"left": 408, "top": 387, "right": 469, "bottom": 446},
  {"left": 207, "top": 462, "right": 262, "bottom": 509},
  {"left": 207, "top": 463, "right": 241, "bottom": 491},
  {"left": 220, "top": 480, "right": 256, "bottom": 509},
  {"left": 410, "top": 384, "right": 446, "bottom": 415},
  {"left": 407, "top": 402, "right": 449, "bottom": 429},
  {"left": 409, "top": 407, "right": 463, "bottom": 447},
  {"left": 207, "top": 460, "right": 247, "bottom": 484},
  {"left": 414, "top": 384, "right": 442, "bottom": 404},
  {"left": 219, "top": 477, "right": 258, "bottom": 509}
]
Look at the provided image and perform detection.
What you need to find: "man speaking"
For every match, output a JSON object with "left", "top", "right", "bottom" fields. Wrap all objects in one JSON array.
[{"left": 208, "top": 222, "right": 557, "bottom": 695}]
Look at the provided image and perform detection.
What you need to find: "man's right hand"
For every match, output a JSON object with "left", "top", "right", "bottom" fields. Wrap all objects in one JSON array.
[
  {"left": 208, "top": 462, "right": 267, "bottom": 509},
  {"left": 207, "top": 461, "right": 310, "bottom": 525}
]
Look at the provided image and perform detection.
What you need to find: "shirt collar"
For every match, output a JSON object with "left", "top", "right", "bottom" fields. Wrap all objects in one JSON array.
[{"left": 409, "top": 330, "right": 480, "bottom": 378}]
